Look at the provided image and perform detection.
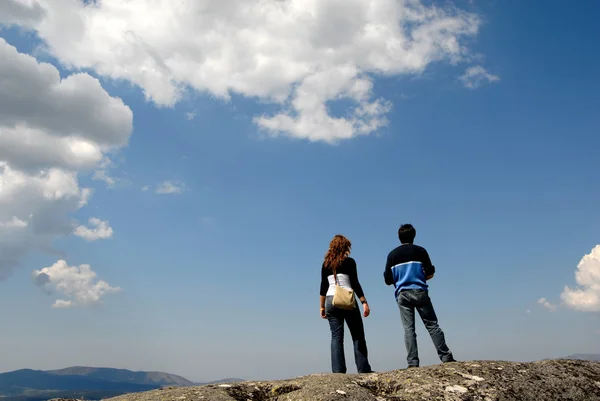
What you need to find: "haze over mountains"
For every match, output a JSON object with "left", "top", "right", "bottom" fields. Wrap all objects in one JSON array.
[
  {"left": 46, "top": 366, "right": 193, "bottom": 387},
  {"left": 563, "top": 354, "right": 600, "bottom": 362}
]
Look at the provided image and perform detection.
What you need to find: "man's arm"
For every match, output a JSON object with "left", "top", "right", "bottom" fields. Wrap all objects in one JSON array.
[
  {"left": 421, "top": 248, "right": 435, "bottom": 280},
  {"left": 383, "top": 253, "right": 394, "bottom": 285}
]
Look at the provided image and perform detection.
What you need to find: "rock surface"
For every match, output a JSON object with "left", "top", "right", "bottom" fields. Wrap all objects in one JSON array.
[{"left": 49, "top": 359, "right": 600, "bottom": 401}]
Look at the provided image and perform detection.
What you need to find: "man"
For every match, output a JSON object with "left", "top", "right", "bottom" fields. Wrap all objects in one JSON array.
[{"left": 384, "top": 223, "right": 455, "bottom": 368}]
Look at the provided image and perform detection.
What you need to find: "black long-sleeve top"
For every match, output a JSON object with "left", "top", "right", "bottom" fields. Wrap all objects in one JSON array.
[{"left": 319, "top": 257, "right": 365, "bottom": 298}]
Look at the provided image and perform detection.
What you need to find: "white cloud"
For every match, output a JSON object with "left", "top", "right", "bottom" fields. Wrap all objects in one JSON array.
[
  {"left": 0, "top": 0, "right": 45, "bottom": 27},
  {"left": 74, "top": 218, "right": 113, "bottom": 241},
  {"left": 32, "top": 259, "right": 121, "bottom": 308},
  {"left": 155, "top": 180, "right": 186, "bottom": 195},
  {"left": 52, "top": 299, "right": 73, "bottom": 309},
  {"left": 0, "top": 39, "right": 132, "bottom": 155},
  {"left": 92, "top": 158, "right": 117, "bottom": 188},
  {"left": 185, "top": 111, "right": 197, "bottom": 121},
  {"left": 537, "top": 297, "right": 557, "bottom": 312},
  {"left": 459, "top": 65, "right": 500, "bottom": 89},
  {"left": 141, "top": 185, "right": 150, "bottom": 192},
  {"left": 561, "top": 245, "right": 600, "bottom": 312},
  {"left": 0, "top": 38, "right": 132, "bottom": 279},
  {"left": 92, "top": 169, "right": 116, "bottom": 187},
  {"left": 2, "top": 0, "right": 489, "bottom": 143},
  {"left": 0, "top": 162, "right": 92, "bottom": 279},
  {"left": 0, "top": 216, "right": 28, "bottom": 229}
]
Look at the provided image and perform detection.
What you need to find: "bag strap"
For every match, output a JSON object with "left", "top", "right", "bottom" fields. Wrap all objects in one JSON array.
[{"left": 333, "top": 268, "right": 339, "bottom": 286}]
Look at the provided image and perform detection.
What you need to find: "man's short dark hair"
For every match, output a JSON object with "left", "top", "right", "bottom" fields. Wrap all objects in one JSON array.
[{"left": 398, "top": 224, "right": 416, "bottom": 244}]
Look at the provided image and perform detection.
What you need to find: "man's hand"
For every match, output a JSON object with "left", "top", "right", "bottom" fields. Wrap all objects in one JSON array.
[
  {"left": 320, "top": 308, "right": 327, "bottom": 319},
  {"left": 363, "top": 303, "right": 370, "bottom": 318}
]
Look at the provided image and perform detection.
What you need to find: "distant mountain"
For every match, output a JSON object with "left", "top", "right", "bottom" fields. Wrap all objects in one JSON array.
[
  {"left": 47, "top": 366, "right": 194, "bottom": 387},
  {"left": 0, "top": 369, "right": 155, "bottom": 400},
  {"left": 0, "top": 366, "right": 194, "bottom": 401},
  {"left": 562, "top": 354, "right": 600, "bottom": 362}
]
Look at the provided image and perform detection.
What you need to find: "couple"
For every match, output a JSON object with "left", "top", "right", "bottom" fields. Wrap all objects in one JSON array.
[{"left": 318, "top": 224, "right": 456, "bottom": 373}]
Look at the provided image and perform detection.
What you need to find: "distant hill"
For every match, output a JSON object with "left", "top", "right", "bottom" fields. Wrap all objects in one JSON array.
[
  {"left": 0, "top": 369, "right": 155, "bottom": 400},
  {"left": 562, "top": 353, "right": 600, "bottom": 362},
  {"left": 47, "top": 366, "right": 194, "bottom": 387},
  {"left": 0, "top": 366, "right": 194, "bottom": 401},
  {"left": 195, "top": 377, "right": 245, "bottom": 385}
]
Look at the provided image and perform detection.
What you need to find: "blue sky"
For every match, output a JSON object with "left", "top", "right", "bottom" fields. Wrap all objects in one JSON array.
[{"left": 0, "top": 0, "right": 598, "bottom": 382}]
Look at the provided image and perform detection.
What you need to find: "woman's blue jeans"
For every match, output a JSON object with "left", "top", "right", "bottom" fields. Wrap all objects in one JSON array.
[{"left": 325, "top": 296, "right": 372, "bottom": 374}]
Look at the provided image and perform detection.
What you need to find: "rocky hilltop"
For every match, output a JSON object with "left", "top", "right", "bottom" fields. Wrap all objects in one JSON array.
[{"left": 50, "top": 359, "right": 600, "bottom": 401}]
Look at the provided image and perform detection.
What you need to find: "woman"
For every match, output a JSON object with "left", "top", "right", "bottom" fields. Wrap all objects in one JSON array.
[{"left": 319, "top": 234, "right": 373, "bottom": 374}]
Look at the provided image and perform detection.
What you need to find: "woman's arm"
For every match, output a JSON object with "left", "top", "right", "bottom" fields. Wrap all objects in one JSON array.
[
  {"left": 348, "top": 258, "right": 365, "bottom": 299},
  {"left": 348, "top": 259, "right": 370, "bottom": 317},
  {"left": 319, "top": 265, "right": 329, "bottom": 296},
  {"left": 320, "top": 266, "right": 328, "bottom": 318}
]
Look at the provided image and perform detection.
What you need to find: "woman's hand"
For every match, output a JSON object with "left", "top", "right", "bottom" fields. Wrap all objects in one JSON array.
[
  {"left": 320, "top": 308, "right": 327, "bottom": 319},
  {"left": 362, "top": 302, "right": 370, "bottom": 318}
]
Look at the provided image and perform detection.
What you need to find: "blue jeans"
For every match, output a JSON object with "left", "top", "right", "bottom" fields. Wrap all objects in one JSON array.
[
  {"left": 397, "top": 289, "right": 454, "bottom": 367},
  {"left": 325, "top": 296, "right": 372, "bottom": 374}
]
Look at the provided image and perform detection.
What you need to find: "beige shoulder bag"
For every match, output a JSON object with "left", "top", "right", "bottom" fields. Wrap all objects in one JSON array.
[{"left": 332, "top": 270, "right": 356, "bottom": 310}]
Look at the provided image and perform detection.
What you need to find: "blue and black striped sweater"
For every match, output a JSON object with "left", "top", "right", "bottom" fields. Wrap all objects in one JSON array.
[{"left": 384, "top": 243, "right": 436, "bottom": 299}]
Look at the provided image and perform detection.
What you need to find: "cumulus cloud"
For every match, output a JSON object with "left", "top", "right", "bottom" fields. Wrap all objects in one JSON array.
[
  {"left": 0, "top": 39, "right": 132, "bottom": 156},
  {"left": 155, "top": 180, "right": 186, "bottom": 195},
  {"left": 0, "top": 0, "right": 45, "bottom": 27},
  {"left": 32, "top": 259, "right": 121, "bottom": 308},
  {"left": 0, "top": 216, "right": 28, "bottom": 229},
  {"left": 74, "top": 218, "right": 113, "bottom": 241},
  {"left": 459, "top": 65, "right": 500, "bottom": 89},
  {"left": 537, "top": 297, "right": 557, "bottom": 312},
  {"left": 2, "top": 0, "right": 491, "bottom": 143},
  {"left": 0, "top": 37, "right": 132, "bottom": 279},
  {"left": 561, "top": 245, "right": 600, "bottom": 312}
]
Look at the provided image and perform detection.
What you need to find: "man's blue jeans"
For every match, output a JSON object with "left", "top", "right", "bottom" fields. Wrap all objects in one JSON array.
[
  {"left": 325, "top": 296, "right": 372, "bottom": 374},
  {"left": 397, "top": 289, "right": 454, "bottom": 367}
]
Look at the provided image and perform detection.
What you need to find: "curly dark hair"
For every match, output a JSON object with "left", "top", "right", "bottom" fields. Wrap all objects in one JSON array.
[{"left": 323, "top": 234, "right": 351, "bottom": 272}]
